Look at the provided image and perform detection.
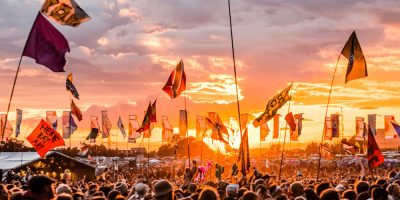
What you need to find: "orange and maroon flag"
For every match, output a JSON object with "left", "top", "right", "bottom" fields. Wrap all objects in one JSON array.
[
  {"left": 206, "top": 112, "right": 229, "bottom": 144},
  {"left": 137, "top": 100, "right": 157, "bottom": 133},
  {"left": 71, "top": 100, "right": 82, "bottom": 121},
  {"left": 284, "top": 112, "right": 296, "bottom": 131},
  {"left": 162, "top": 60, "right": 186, "bottom": 99},
  {"left": 27, "top": 119, "right": 65, "bottom": 157},
  {"left": 367, "top": 124, "right": 384, "bottom": 168}
]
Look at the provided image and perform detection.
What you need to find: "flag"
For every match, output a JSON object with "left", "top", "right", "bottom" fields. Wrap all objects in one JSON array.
[
  {"left": 128, "top": 115, "right": 141, "bottom": 143},
  {"left": 15, "top": 109, "right": 23, "bottom": 137},
  {"left": 290, "top": 113, "right": 303, "bottom": 141},
  {"left": 101, "top": 111, "right": 112, "bottom": 138},
  {"left": 273, "top": 114, "right": 280, "bottom": 139},
  {"left": 41, "top": 0, "right": 91, "bottom": 27},
  {"left": 355, "top": 117, "right": 365, "bottom": 140},
  {"left": 137, "top": 100, "right": 157, "bottom": 134},
  {"left": 71, "top": 100, "right": 82, "bottom": 121},
  {"left": 27, "top": 119, "right": 65, "bottom": 157},
  {"left": 294, "top": 113, "right": 304, "bottom": 136},
  {"left": 285, "top": 112, "right": 296, "bottom": 131},
  {"left": 321, "top": 144, "right": 334, "bottom": 160},
  {"left": 384, "top": 115, "right": 397, "bottom": 139},
  {"left": 46, "top": 111, "right": 58, "bottom": 130},
  {"left": 69, "top": 114, "right": 77, "bottom": 136},
  {"left": 162, "top": 115, "right": 173, "bottom": 142},
  {"left": 260, "top": 122, "right": 269, "bottom": 141},
  {"left": 196, "top": 115, "right": 207, "bottom": 142},
  {"left": 368, "top": 114, "right": 377, "bottom": 135},
  {"left": 238, "top": 126, "right": 250, "bottom": 175},
  {"left": 117, "top": 117, "right": 126, "bottom": 139},
  {"left": 240, "top": 113, "right": 249, "bottom": 130},
  {"left": 331, "top": 114, "right": 340, "bottom": 138},
  {"left": 62, "top": 111, "right": 70, "bottom": 139},
  {"left": 66, "top": 73, "right": 79, "bottom": 100},
  {"left": 79, "top": 143, "right": 90, "bottom": 157},
  {"left": 206, "top": 112, "right": 229, "bottom": 144},
  {"left": 86, "top": 128, "right": 99, "bottom": 143},
  {"left": 179, "top": 110, "right": 188, "bottom": 138},
  {"left": 0, "top": 115, "right": 13, "bottom": 141},
  {"left": 86, "top": 116, "right": 99, "bottom": 143},
  {"left": 324, "top": 117, "right": 332, "bottom": 140},
  {"left": 162, "top": 60, "right": 186, "bottom": 99},
  {"left": 367, "top": 124, "right": 384, "bottom": 168},
  {"left": 391, "top": 121, "right": 400, "bottom": 138},
  {"left": 22, "top": 12, "right": 70, "bottom": 72},
  {"left": 253, "top": 84, "right": 292, "bottom": 127},
  {"left": 341, "top": 31, "right": 367, "bottom": 83}
]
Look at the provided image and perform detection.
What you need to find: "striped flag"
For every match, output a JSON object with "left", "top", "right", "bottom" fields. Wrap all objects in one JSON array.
[
  {"left": 71, "top": 100, "right": 82, "bottom": 121},
  {"left": 162, "top": 60, "right": 186, "bottom": 99},
  {"left": 196, "top": 115, "right": 207, "bottom": 142}
]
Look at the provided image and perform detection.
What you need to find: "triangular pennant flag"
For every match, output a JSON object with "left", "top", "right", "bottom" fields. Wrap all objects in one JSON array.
[
  {"left": 71, "top": 100, "right": 82, "bottom": 121},
  {"left": 162, "top": 60, "right": 186, "bottom": 99},
  {"left": 66, "top": 73, "right": 79, "bottom": 100},
  {"left": 341, "top": 31, "right": 367, "bottom": 83}
]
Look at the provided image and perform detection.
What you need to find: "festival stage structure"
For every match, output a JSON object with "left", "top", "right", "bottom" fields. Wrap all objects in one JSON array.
[{"left": 0, "top": 151, "right": 96, "bottom": 181}]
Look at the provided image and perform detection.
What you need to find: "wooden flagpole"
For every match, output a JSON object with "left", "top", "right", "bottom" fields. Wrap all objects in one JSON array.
[
  {"left": 0, "top": 55, "right": 23, "bottom": 156},
  {"left": 316, "top": 54, "right": 341, "bottom": 182},
  {"left": 228, "top": 0, "right": 245, "bottom": 176}
]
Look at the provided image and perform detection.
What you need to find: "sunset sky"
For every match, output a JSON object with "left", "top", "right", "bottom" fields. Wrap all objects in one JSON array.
[{"left": 1, "top": 0, "right": 400, "bottom": 149}]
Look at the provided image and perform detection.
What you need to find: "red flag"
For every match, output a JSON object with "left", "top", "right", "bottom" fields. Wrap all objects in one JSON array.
[
  {"left": 27, "top": 119, "right": 65, "bottom": 157},
  {"left": 162, "top": 60, "right": 186, "bottom": 99},
  {"left": 23, "top": 13, "right": 70, "bottom": 72},
  {"left": 206, "top": 112, "right": 229, "bottom": 144},
  {"left": 137, "top": 100, "right": 157, "bottom": 133},
  {"left": 368, "top": 124, "right": 384, "bottom": 168},
  {"left": 284, "top": 112, "right": 296, "bottom": 131},
  {"left": 71, "top": 100, "right": 82, "bottom": 121}
]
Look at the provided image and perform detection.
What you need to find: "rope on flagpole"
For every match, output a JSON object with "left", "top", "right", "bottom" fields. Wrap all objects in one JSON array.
[
  {"left": 316, "top": 54, "right": 341, "bottom": 182},
  {"left": 228, "top": 0, "right": 246, "bottom": 176},
  {"left": 278, "top": 83, "right": 294, "bottom": 182},
  {"left": 0, "top": 55, "right": 23, "bottom": 156}
]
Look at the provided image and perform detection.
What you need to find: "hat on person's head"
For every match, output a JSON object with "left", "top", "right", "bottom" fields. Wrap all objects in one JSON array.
[
  {"left": 335, "top": 184, "right": 345, "bottom": 192},
  {"left": 226, "top": 184, "right": 239, "bottom": 196},
  {"left": 153, "top": 179, "right": 173, "bottom": 197},
  {"left": 56, "top": 184, "right": 73, "bottom": 195},
  {"left": 114, "top": 182, "right": 128, "bottom": 196},
  {"left": 135, "top": 183, "right": 148, "bottom": 192},
  {"left": 28, "top": 175, "right": 56, "bottom": 193}
]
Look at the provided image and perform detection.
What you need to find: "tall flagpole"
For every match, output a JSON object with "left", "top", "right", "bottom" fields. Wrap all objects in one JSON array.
[
  {"left": 316, "top": 54, "right": 341, "bottom": 182},
  {"left": 228, "top": 0, "right": 245, "bottom": 176},
  {"left": 185, "top": 96, "right": 190, "bottom": 169},
  {"left": 0, "top": 55, "right": 23, "bottom": 156},
  {"left": 278, "top": 83, "right": 293, "bottom": 181}
]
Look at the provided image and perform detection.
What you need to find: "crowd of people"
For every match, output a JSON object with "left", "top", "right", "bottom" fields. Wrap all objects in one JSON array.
[{"left": 1, "top": 158, "right": 400, "bottom": 200}]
